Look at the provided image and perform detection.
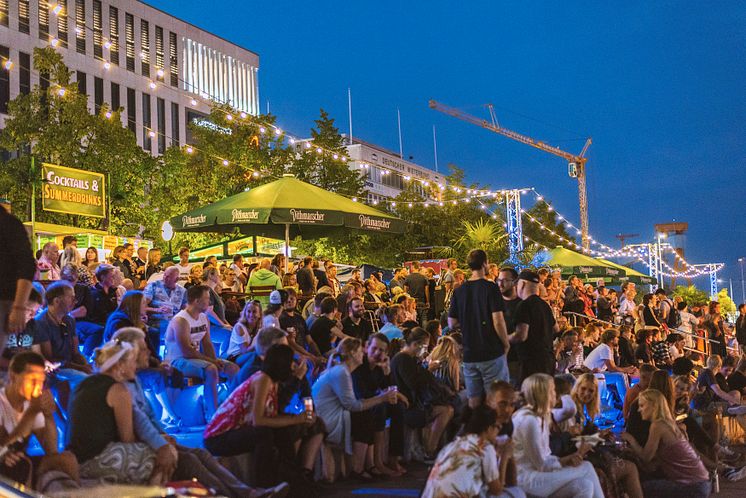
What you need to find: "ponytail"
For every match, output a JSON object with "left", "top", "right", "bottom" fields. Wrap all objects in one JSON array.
[{"left": 327, "top": 337, "right": 362, "bottom": 370}]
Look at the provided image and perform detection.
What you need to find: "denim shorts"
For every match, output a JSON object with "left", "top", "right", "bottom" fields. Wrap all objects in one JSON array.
[
  {"left": 463, "top": 355, "right": 509, "bottom": 399},
  {"left": 171, "top": 357, "right": 213, "bottom": 379}
]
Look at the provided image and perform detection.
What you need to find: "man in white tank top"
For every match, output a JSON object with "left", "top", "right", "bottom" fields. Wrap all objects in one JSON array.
[{"left": 165, "top": 285, "right": 238, "bottom": 420}]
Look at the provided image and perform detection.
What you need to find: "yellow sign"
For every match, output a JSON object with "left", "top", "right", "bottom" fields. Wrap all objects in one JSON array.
[{"left": 41, "top": 163, "right": 106, "bottom": 218}]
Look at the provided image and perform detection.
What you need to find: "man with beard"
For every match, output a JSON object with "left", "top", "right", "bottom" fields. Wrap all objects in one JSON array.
[
  {"left": 342, "top": 297, "right": 373, "bottom": 343},
  {"left": 497, "top": 267, "right": 522, "bottom": 386}
]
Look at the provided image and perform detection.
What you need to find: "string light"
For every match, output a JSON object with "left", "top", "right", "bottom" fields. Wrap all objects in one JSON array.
[
  {"left": 2, "top": 59, "right": 12, "bottom": 70},
  {"left": 51, "top": 3, "right": 63, "bottom": 15}
]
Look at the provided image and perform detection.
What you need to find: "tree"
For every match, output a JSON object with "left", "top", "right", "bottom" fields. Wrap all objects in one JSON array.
[
  {"left": 455, "top": 218, "right": 507, "bottom": 263},
  {"left": 671, "top": 285, "right": 709, "bottom": 307},
  {"left": 716, "top": 289, "right": 736, "bottom": 318},
  {"left": 286, "top": 109, "right": 365, "bottom": 197},
  {"left": 0, "top": 47, "right": 156, "bottom": 236}
]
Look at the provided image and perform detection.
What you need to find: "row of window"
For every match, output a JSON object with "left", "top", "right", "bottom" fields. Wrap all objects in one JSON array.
[{"left": 0, "top": 0, "right": 180, "bottom": 87}]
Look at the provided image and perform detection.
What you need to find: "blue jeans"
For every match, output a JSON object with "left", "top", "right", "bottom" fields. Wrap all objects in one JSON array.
[
  {"left": 75, "top": 321, "right": 104, "bottom": 357},
  {"left": 463, "top": 355, "right": 509, "bottom": 399}
]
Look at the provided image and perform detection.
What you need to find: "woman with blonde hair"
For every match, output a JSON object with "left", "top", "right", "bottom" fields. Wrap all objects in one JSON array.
[
  {"left": 622, "top": 389, "right": 711, "bottom": 497},
  {"left": 225, "top": 300, "right": 262, "bottom": 363},
  {"left": 570, "top": 373, "right": 600, "bottom": 431},
  {"left": 426, "top": 334, "right": 462, "bottom": 394},
  {"left": 67, "top": 340, "right": 158, "bottom": 484},
  {"left": 312, "top": 338, "right": 402, "bottom": 480},
  {"left": 511, "top": 373, "right": 603, "bottom": 498}
]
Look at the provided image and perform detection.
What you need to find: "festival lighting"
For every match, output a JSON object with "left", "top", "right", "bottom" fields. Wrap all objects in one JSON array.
[
  {"left": 50, "top": 38, "right": 60, "bottom": 48},
  {"left": 148, "top": 81, "right": 157, "bottom": 90},
  {"left": 103, "top": 41, "right": 112, "bottom": 50},
  {"left": 156, "top": 68, "right": 165, "bottom": 78},
  {"left": 2, "top": 59, "right": 12, "bottom": 70},
  {"left": 222, "top": 159, "right": 229, "bottom": 166},
  {"left": 51, "top": 3, "right": 63, "bottom": 15},
  {"left": 104, "top": 111, "right": 112, "bottom": 119}
]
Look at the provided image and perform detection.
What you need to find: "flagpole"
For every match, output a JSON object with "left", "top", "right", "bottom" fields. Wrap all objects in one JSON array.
[
  {"left": 397, "top": 108, "right": 403, "bottom": 159},
  {"left": 432, "top": 125, "right": 439, "bottom": 173},
  {"left": 347, "top": 88, "right": 353, "bottom": 145}
]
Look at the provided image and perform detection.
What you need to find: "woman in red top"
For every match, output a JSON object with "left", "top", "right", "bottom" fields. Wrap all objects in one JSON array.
[{"left": 203, "top": 344, "right": 319, "bottom": 489}]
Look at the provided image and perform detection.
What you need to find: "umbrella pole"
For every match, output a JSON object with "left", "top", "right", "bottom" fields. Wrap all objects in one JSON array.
[{"left": 284, "top": 223, "right": 289, "bottom": 274}]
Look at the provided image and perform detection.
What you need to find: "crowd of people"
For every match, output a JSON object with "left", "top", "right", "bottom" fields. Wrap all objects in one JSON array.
[{"left": 2, "top": 201, "right": 746, "bottom": 497}]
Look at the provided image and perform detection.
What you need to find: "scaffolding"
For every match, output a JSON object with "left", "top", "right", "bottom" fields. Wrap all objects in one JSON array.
[{"left": 505, "top": 189, "right": 524, "bottom": 265}]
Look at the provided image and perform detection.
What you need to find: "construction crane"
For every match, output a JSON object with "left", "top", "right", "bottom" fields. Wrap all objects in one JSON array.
[
  {"left": 429, "top": 100, "right": 593, "bottom": 251},
  {"left": 615, "top": 233, "right": 639, "bottom": 248}
]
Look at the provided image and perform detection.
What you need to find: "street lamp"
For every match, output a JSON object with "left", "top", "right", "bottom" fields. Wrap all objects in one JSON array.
[
  {"left": 739, "top": 257, "right": 745, "bottom": 304},
  {"left": 161, "top": 220, "right": 174, "bottom": 257}
]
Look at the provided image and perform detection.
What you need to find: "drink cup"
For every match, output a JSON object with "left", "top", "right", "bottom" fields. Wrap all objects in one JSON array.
[{"left": 303, "top": 397, "right": 314, "bottom": 415}]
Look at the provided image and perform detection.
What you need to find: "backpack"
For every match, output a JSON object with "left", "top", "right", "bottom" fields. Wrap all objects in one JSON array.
[{"left": 665, "top": 299, "right": 681, "bottom": 328}]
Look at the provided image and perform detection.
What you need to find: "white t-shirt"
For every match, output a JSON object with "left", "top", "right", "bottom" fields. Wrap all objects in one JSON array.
[
  {"left": 165, "top": 309, "right": 209, "bottom": 363},
  {"left": 618, "top": 298, "right": 636, "bottom": 316},
  {"left": 263, "top": 314, "right": 280, "bottom": 329},
  {"left": 583, "top": 343, "right": 613, "bottom": 372},
  {"left": 176, "top": 263, "right": 192, "bottom": 282},
  {"left": 226, "top": 322, "right": 252, "bottom": 358},
  {"left": 0, "top": 388, "right": 44, "bottom": 439}
]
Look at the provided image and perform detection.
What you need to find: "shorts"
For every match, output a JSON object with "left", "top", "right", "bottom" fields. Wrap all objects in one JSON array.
[
  {"left": 171, "top": 357, "right": 214, "bottom": 379},
  {"left": 463, "top": 355, "right": 509, "bottom": 399}
]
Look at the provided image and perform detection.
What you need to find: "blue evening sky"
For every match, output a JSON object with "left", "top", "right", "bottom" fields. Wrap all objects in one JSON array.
[{"left": 148, "top": 1, "right": 746, "bottom": 297}]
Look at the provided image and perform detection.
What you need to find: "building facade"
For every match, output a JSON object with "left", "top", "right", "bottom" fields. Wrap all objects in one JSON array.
[
  {"left": 345, "top": 138, "right": 445, "bottom": 203},
  {"left": 0, "top": 0, "right": 259, "bottom": 154}
]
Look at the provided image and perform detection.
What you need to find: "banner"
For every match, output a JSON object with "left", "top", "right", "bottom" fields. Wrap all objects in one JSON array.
[{"left": 41, "top": 163, "right": 106, "bottom": 218}]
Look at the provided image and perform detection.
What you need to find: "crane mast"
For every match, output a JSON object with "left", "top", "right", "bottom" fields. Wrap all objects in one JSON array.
[{"left": 429, "top": 99, "right": 592, "bottom": 251}]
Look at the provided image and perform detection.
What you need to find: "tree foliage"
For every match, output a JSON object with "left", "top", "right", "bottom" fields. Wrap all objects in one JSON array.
[{"left": 671, "top": 285, "right": 709, "bottom": 307}]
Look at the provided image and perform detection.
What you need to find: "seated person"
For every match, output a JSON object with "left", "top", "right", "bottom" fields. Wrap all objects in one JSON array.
[
  {"left": 75, "top": 264, "right": 119, "bottom": 357},
  {"left": 623, "top": 363, "right": 656, "bottom": 420},
  {"left": 113, "top": 327, "right": 286, "bottom": 498},
  {"left": 309, "top": 297, "right": 351, "bottom": 357},
  {"left": 622, "top": 390, "right": 711, "bottom": 497},
  {"left": 511, "top": 373, "right": 603, "bottom": 498},
  {"left": 422, "top": 405, "right": 524, "bottom": 498},
  {"left": 728, "top": 357, "right": 746, "bottom": 395},
  {"left": 225, "top": 300, "right": 262, "bottom": 363},
  {"left": 341, "top": 297, "right": 373, "bottom": 343},
  {"left": 304, "top": 292, "right": 330, "bottom": 328},
  {"left": 554, "top": 328, "right": 584, "bottom": 374},
  {"left": 164, "top": 285, "right": 238, "bottom": 420},
  {"left": 390, "top": 328, "right": 455, "bottom": 459},
  {"left": 0, "top": 352, "right": 78, "bottom": 488},
  {"left": 35, "top": 282, "right": 92, "bottom": 391},
  {"left": 280, "top": 288, "right": 323, "bottom": 361},
  {"left": 634, "top": 329, "right": 654, "bottom": 365},
  {"left": 67, "top": 340, "right": 157, "bottom": 484},
  {"left": 692, "top": 354, "right": 746, "bottom": 416},
  {"left": 378, "top": 304, "right": 404, "bottom": 341},
  {"left": 583, "top": 328, "right": 637, "bottom": 404},
  {"left": 312, "top": 338, "right": 402, "bottom": 480},
  {"left": 625, "top": 370, "right": 675, "bottom": 447},
  {"left": 103, "top": 290, "right": 160, "bottom": 357},
  {"left": 144, "top": 266, "right": 188, "bottom": 338},
  {"left": 204, "top": 345, "right": 321, "bottom": 492}
]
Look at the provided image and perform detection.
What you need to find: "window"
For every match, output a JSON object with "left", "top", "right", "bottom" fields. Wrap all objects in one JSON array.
[
  {"left": 38, "top": 0, "right": 49, "bottom": 40},
  {"left": 93, "top": 0, "right": 103, "bottom": 59},
  {"left": 140, "top": 20, "right": 150, "bottom": 77},
  {"left": 19, "top": 52, "right": 31, "bottom": 95},
  {"left": 94, "top": 77, "right": 103, "bottom": 114},
  {"left": 75, "top": 0, "right": 85, "bottom": 54},
  {"left": 142, "top": 92, "right": 152, "bottom": 151},
  {"left": 157, "top": 97, "right": 165, "bottom": 153},
  {"left": 169, "top": 32, "right": 178, "bottom": 87},
  {"left": 125, "top": 13, "right": 134, "bottom": 71},
  {"left": 0, "top": 45, "right": 9, "bottom": 113},
  {"left": 111, "top": 82, "right": 120, "bottom": 112},
  {"left": 0, "top": 0, "right": 7, "bottom": 28},
  {"left": 126, "top": 87, "right": 136, "bottom": 133},
  {"left": 18, "top": 0, "right": 29, "bottom": 34},
  {"left": 109, "top": 6, "right": 119, "bottom": 65},
  {"left": 171, "top": 102, "right": 180, "bottom": 146},
  {"left": 76, "top": 70, "right": 86, "bottom": 95},
  {"left": 155, "top": 26, "right": 164, "bottom": 76},
  {"left": 57, "top": 0, "right": 68, "bottom": 47}
]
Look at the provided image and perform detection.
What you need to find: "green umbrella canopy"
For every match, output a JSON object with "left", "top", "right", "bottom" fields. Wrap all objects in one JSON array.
[
  {"left": 170, "top": 175, "right": 405, "bottom": 238},
  {"left": 542, "top": 246, "right": 627, "bottom": 278},
  {"left": 596, "top": 257, "right": 655, "bottom": 285}
]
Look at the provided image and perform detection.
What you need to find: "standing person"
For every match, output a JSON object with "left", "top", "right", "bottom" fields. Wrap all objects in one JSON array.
[
  {"left": 642, "top": 293, "right": 662, "bottom": 328},
  {"left": 313, "top": 259, "right": 329, "bottom": 290},
  {"left": 677, "top": 301, "right": 702, "bottom": 349},
  {"left": 144, "top": 248, "right": 163, "bottom": 281},
  {"left": 296, "top": 257, "right": 317, "bottom": 308},
  {"left": 165, "top": 285, "right": 238, "bottom": 420},
  {"left": 441, "top": 258, "right": 458, "bottom": 294},
  {"left": 0, "top": 202, "right": 37, "bottom": 360},
  {"left": 36, "top": 242, "right": 61, "bottom": 281},
  {"left": 622, "top": 390, "right": 711, "bottom": 497},
  {"left": 175, "top": 247, "right": 192, "bottom": 283},
  {"left": 83, "top": 247, "right": 99, "bottom": 271},
  {"left": 229, "top": 254, "right": 248, "bottom": 287},
  {"left": 736, "top": 303, "right": 746, "bottom": 355},
  {"left": 498, "top": 267, "right": 522, "bottom": 385},
  {"left": 448, "top": 250, "right": 510, "bottom": 407},
  {"left": 389, "top": 268, "right": 406, "bottom": 293},
  {"left": 596, "top": 286, "right": 613, "bottom": 323},
  {"left": 704, "top": 301, "right": 727, "bottom": 358},
  {"left": 510, "top": 271, "right": 559, "bottom": 385},
  {"left": 404, "top": 262, "right": 429, "bottom": 324},
  {"left": 325, "top": 261, "right": 341, "bottom": 298}
]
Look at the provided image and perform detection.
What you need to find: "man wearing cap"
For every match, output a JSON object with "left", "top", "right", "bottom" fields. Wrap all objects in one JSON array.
[
  {"left": 510, "top": 270, "right": 560, "bottom": 384},
  {"left": 448, "top": 249, "right": 510, "bottom": 408}
]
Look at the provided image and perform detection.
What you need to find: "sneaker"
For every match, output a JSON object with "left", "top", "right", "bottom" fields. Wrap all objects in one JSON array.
[
  {"left": 723, "top": 466, "right": 746, "bottom": 482},
  {"left": 727, "top": 405, "right": 746, "bottom": 416},
  {"left": 257, "top": 482, "right": 290, "bottom": 498}
]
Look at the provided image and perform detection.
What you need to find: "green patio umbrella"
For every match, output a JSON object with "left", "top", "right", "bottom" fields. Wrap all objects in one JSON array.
[
  {"left": 596, "top": 257, "right": 655, "bottom": 285},
  {"left": 541, "top": 246, "right": 627, "bottom": 279},
  {"left": 169, "top": 175, "right": 405, "bottom": 269}
]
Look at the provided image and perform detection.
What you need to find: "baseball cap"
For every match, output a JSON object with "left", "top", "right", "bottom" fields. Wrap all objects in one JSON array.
[
  {"left": 269, "top": 290, "right": 283, "bottom": 305},
  {"left": 517, "top": 270, "right": 540, "bottom": 283}
]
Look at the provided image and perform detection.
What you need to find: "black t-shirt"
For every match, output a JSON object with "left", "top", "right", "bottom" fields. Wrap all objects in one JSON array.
[
  {"left": 84, "top": 284, "right": 118, "bottom": 325},
  {"left": 404, "top": 272, "right": 428, "bottom": 303},
  {"left": 513, "top": 295, "right": 555, "bottom": 363},
  {"left": 3, "top": 320, "right": 42, "bottom": 360},
  {"left": 503, "top": 297, "right": 522, "bottom": 362},
  {"left": 715, "top": 372, "right": 730, "bottom": 393},
  {"left": 342, "top": 316, "right": 373, "bottom": 343},
  {"left": 448, "top": 279, "right": 506, "bottom": 363},
  {"left": 351, "top": 356, "right": 390, "bottom": 399},
  {"left": 297, "top": 267, "right": 315, "bottom": 294},
  {"left": 728, "top": 371, "right": 746, "bottom": 393},
  {"left": 310, "top": 316, "right": 336, "bottom": 355},
  {"left": 280, "top": 311, "right": 309, "bottom": 349}
]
